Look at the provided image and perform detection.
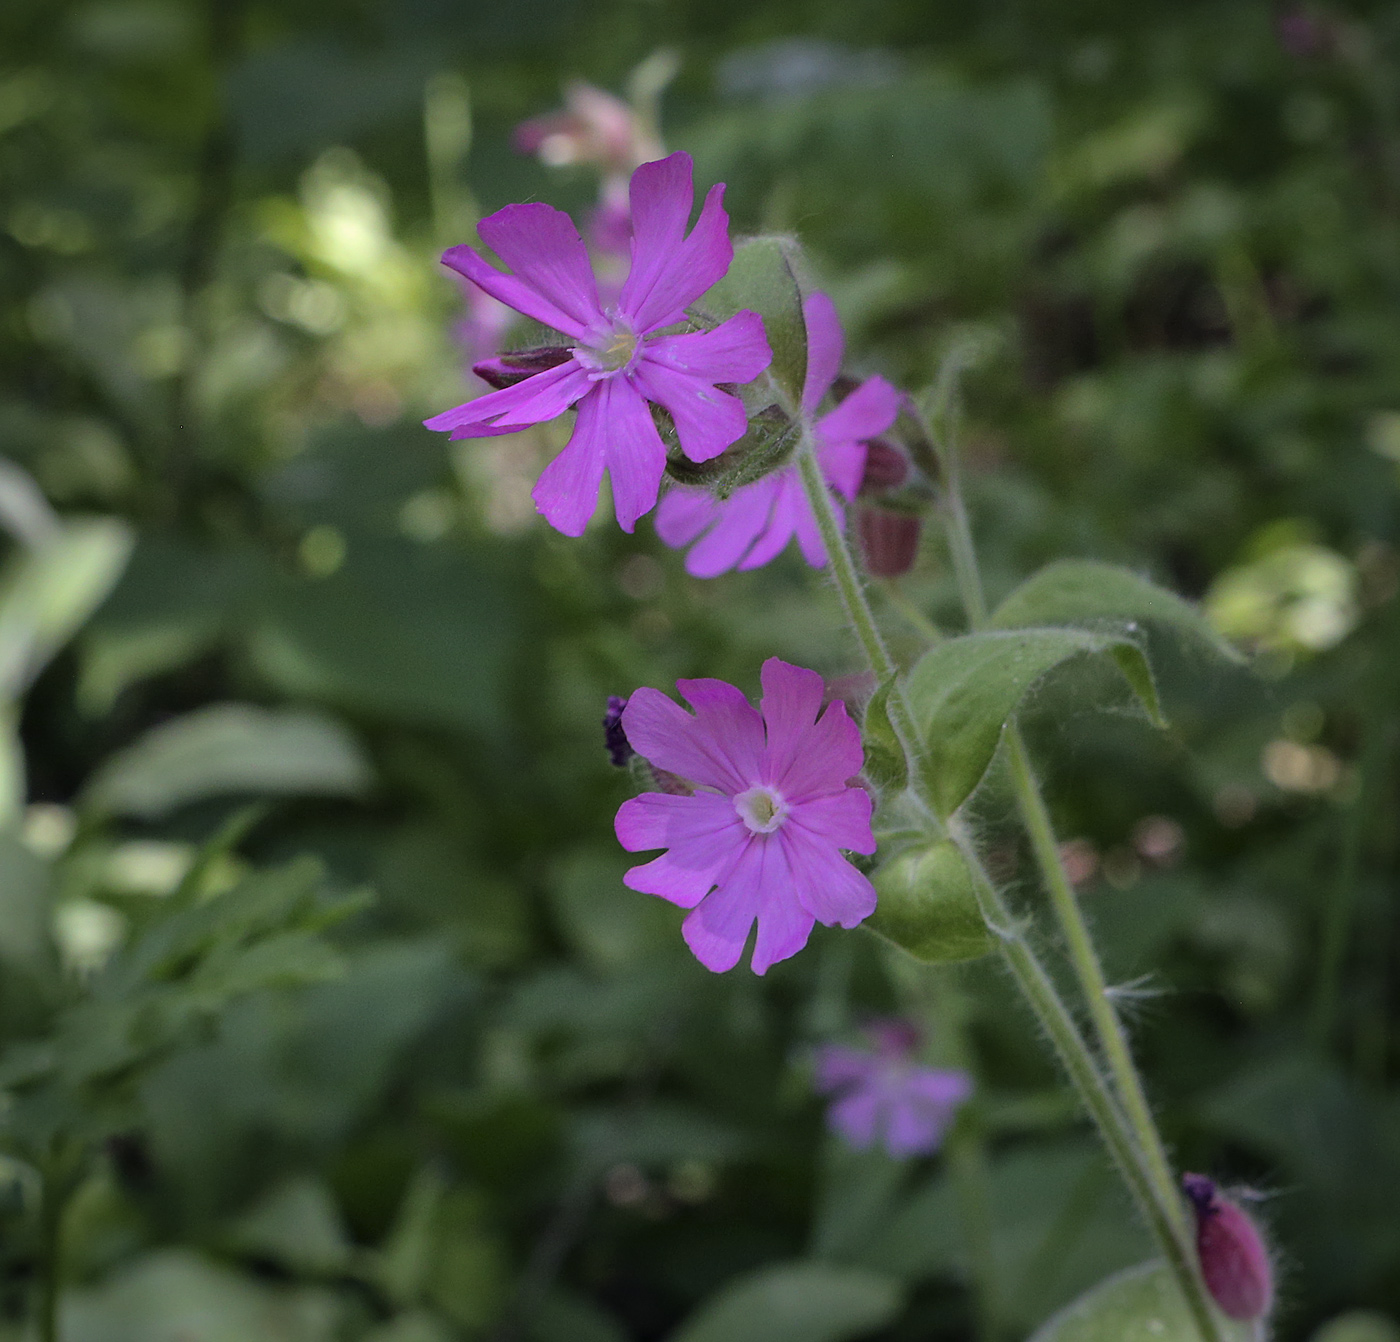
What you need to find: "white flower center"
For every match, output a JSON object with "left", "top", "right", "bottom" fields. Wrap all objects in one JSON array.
[
  {"left": 576, "top": 318, "right": 642, "bottom": 378},
  {"left": 734, "top": 785, "right": 789, "bottom": 835}
]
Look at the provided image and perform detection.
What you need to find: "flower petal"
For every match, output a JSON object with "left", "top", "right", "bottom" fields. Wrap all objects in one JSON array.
[
  {"left": 758, "top": 657, "right": 825, "bottom": 785},
  {"left": 644, "top": 311, "right": 773, "bottom": 385},
  {"left": 617, "top": 791, "right": 748, "bottom": 908},
  {"left": 777, "top": 697, "right": 866, "bottom": 800},
  {"left": 815, "top": 374, "right": 901, "bottom": 450},
  {"left": 778, "top": 825, "right": 877, "bottom": 928},
  {"left": 475, "top": 202, "right": 605, "bottom": 338},
  {"left": 736, "top": 473, "right": 804, "bottom": 570},
  {"left": 789, "top": 788, "right": 876, "bottom": 855},
  {"left": 750, "top": 846, "right": 816, "bottom": 974},
  {"left": 621, "top": 154, "right": 734, "bottom": 332},
  {"left": 445, "top": 245, "right": 591, "bottom": 344},
  {"left": 424, "top": 361, "right": 590, "bottom": 437},
  {"left": 631, "top": 358, "right": 748, "bottom": 464},
  {"left": 621, "top": 684, "right": 755, "bottom": 794},
  {"left": 531, "top": 394, "right": 607, "bottom": 537},
  {"left": 682, "top": 480, "right": 777, "bottom": 577},
  {"left": 675, "top": 677, "right": 766, "bottom": 782},
  {"left": 884, "top": 1095, "right": 944, "bottom": 1157},
  {"left": 794, "top": 494, "right": 833, "bottom": 568},
  {"left": 801, "top": 291, "right": 845, "bottom": 414},
  {"left": 597, "top": 377, "right": 669, "bottom": 532},
  {"left": 828, "top": 1087, "right": 882, "bottom": 1149},
  {"left": 903, "top": 1068, "right": 973, "bottom": 1108},
  {"left": 654, "top": 488, "right": 718, "bottom": 548},
  {"left": 813, "top": 1044, "right": 880, "bottom": 1094},
  {"left": 682, "top": 844, "right": 761, "bottom": 972}
]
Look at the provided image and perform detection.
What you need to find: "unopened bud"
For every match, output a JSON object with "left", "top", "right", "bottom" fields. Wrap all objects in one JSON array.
[
  {"left": 859, "top": 438, "right": 910, "bottom": 494},
  {"left": 859, "top": 508, "right": 922, "bottom": 578},
  {"left": 1182, "top": 1173, "right": 1274, "bottom": 1322},
  {"left": 473, "top": 346, "right": 574, "bottom": 390},
  {"left": 603, "top": 696, "right": 633, "bottom": 767}
]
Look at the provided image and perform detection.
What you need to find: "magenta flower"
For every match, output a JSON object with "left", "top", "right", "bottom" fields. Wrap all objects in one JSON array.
[
  {"left": 614, "top": 658, "right": 877, "bottom": 974},
  {"left": 814, "top": 1020, "right": 972, "bottom": 1158},
  {"left": 424, "top": 153, "right": 771, "bottom": 536},
  {"left": 1183, "top": 1174, "right": 1275, "bottom": 1322},
  {"left": 654, "top": 292, "right": 901, "bottom": 577}
]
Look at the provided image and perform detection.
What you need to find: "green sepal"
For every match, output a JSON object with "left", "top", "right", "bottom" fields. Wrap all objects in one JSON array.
[
  {"left": 906, "top": 628, "right": 1164, "bottom": 817},
  {"left": 867, "top": 840, "right": 993, "bottom": 963},
  {"left": 861, "top": 676, "right": 908, "bottom": 795},
  {"left": 697, "top": 235, "right": 808, "bottom": 411}
]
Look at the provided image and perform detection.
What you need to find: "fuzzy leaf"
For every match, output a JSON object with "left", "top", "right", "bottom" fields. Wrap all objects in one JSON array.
[
  {"left": 862, "top": 676, "right": 908, "bottom": 794},
  {"left": 868, "top": 840, "right": 992, "bottom": 962},
  {"left": 698, "top": 235, "right": 807, "bottom": 410},
  {"left": 990, "top": 559, "right": 1243, "bottom": 664},
  {"left": 906, "top": 628, "right": 1163, "bottom": 816},
  {"left": 1028, "top": 1261, "right": 1253, "bottom": 1342}
]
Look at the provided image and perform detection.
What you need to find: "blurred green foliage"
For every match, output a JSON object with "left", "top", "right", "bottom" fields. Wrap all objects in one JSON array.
[{"left": 1, "top": 0, "right": 1399, "bottom": 1338}]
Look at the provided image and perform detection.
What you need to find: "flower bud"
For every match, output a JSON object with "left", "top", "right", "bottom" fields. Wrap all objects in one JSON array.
[
  {"left": 603, "top": 695, "right": 633, "bottom": 767},
  {"left": 473, "top": 346, "right": 574, "bottom": 390},
  {"left": 859, "top": 438, "right": 910, "bottom": 494},
  {"left": 859, "top": 508, "right": 922, "bottom": 577},
  {"left": 1182, "top": 1173, "right": 1274, "bottom": 1322}
]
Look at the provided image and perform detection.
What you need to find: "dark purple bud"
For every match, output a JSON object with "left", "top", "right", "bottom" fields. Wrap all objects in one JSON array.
[
  {"left": 859, "top": 508, "right": 922, "bottom": 578},
  {"left": 473, "top": 346, "right": 575, "bottom": 390},
  {"left": 865, "top": 1016, "right": 921, "bottom": 1059},
  {"left": 1183, "top": 1174, "right": 1274, "bottom": 1322},
  {"left": 603, "top": 695, "right": 633, "bottom": 767},
  {"left": 859, "top": 438, "right": 910, "bottom": 495}
]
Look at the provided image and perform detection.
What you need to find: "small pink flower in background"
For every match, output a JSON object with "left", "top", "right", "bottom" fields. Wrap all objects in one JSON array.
[
  {"left": 614, "top": 658, "right": 877, "bottom": 975},
  {"left": 814, "top": 1019, "right": 972, "bottom": 1158},
  {"left": 1182, "top": 1174, "right": 1275, "bottom": 1322},
  {"left": 513, "top": 80, "right": 662, "bottom": 176},
  {"left": 655, "top": 292, "right": 901, "bottom": 577},
  {"left": 424, "top": 152, "right": 772, "bottom": 536}
]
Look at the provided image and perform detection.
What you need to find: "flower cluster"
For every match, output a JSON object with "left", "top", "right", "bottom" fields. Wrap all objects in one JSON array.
[{"left": 813, "top": 1019, "right": 972, "bottom": 1158}]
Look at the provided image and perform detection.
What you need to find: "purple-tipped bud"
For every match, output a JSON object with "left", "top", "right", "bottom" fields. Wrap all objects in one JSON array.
[
  {"left": 859, "top": 508, "right": 922, "bottom": 578},
  {"left": 604, "top": 695, "right": 633, "bottom": 767},
  {"left": 1183, "top": 1174, "right": 1274, "bottom": 1322},
  {"left": 859, "top": 439, "right": 911, "bottom": 494},
  {"left": 472, "top": 346, "right": 575, "bottom": 390}
]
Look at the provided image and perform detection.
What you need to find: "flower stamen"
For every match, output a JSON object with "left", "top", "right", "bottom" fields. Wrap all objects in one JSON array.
[{"left": 734, "top": 785, "right": 789, "bottom": 834}]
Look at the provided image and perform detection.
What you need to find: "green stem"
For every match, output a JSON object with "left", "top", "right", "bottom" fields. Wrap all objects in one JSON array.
[
  {"left": 1005, "top": 728, "right": 1186, "bottom": 1237},
  {"left": 950, "top": 832, "right": 1226, "bottom": 1342},
  {"left": 795, "top": 415, "right": 1225, "bottom": 1339},
  {"left": 38, "top": 1164, "right": 66, "bottom": 1342}
]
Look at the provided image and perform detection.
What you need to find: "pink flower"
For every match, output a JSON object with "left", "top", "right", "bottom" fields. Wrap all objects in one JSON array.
[
  {"left": 654, "top": 292, "right": 901, "bottom": 577},
  {"left": 814, "top": 1020, "right": 972, "bottom": 1158},
  {"left": 1183, "top": 1174, "right": 1275, "bottom": 1322},
  {"left": 614, "top": 658, "right": 877, "bottom": 974},
  {"left": 513, "top": 81, "right": 661, "bottom": 176},
  {"left": 424, "top": 153, "right": 771, "bottom": 536}
]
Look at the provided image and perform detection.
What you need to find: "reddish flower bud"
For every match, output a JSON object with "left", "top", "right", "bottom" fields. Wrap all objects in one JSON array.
[
  {"left": 859, "top": 508, "right": 922, "bottom": 578},
  {"left": 1183, "top": 1174, "right": 1274, "bottom": 1322},
  {"left": 859, "top": 438, "right": 910, "bottom": 494},
  {"left": 472, "top": 346, "right": 575, "bottom": 390}
]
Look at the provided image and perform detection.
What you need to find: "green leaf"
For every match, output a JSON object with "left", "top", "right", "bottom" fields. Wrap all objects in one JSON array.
[
  {"left": 82, "top": 702, "right": 374, "bottom": 819},
  {"left": 862, "top": 676, "right": 908, "bottom": 794},
  {"left": 906, "top": 628, "right": 1164, "bottom": 816},
  {"left": 1028, "top": 1261, "right": 1253, "bottom": 1342},
  {"left": 990, "top": 559, "right": 1244, "bottom": 664},
  {"left": 668, "top": 1262, "right": 903, "bottom": 1342},
  {"left": 0, "top": 517, "right": 134, "bottom": 697},
  {"left": 698, "top": 235, "right": 807, "bottom": 408},
  {"left": 1312, "top": 1312, "right": 1400, "bottom": 1342},
  {"left": 867, "top": 840, "right": 993, "bottom": 962}
]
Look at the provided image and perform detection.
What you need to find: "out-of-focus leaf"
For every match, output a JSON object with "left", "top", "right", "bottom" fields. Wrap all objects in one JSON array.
[
  {"left": 1027, "top": 1261, "right": 1251, "bottom": 1342},
  {"left": 82, "top": 703, "right": 373, "bottom": 819},
  {"left": 867, "top": 839, "right": 992, "bottom": 962},
  {"left": 906, "top": 628, "right": 1163, "bottom": 815},
  {"left": 0, "top": 703, "right": 24, "bottom": 829},
  {"left": 547, "top": 847, "right": 676, "bottom": 971},
  {"left": 668, "top": 1261, "right": 903, "bottom": 1342},
  {"left": 698, "top": 235, "right": 807, "bottom": 408},
  {"left": 531, "top": 1287, "right": 629, "bottom": 1342},
  {"left": 989, "top": 560, "right": 1243, "bottom": 664},
  {"left": 1312, "top": 1312, "right": 1400, "bottom": 1342},
  {"left": 60, "top": 1248, "right": 344, "bottom": 1342},
  {"left": 0, "top": 517, "right": 134, "bottom": 697},
  {"left": 225, "top": 1176, "right": 352, "bottom": 1276},
  {"left": 571, "top": 1103, "right": 750, "bottom": 1172},
  {"left": 0, "top": 829, "right": 49, "bottom": 966}
]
